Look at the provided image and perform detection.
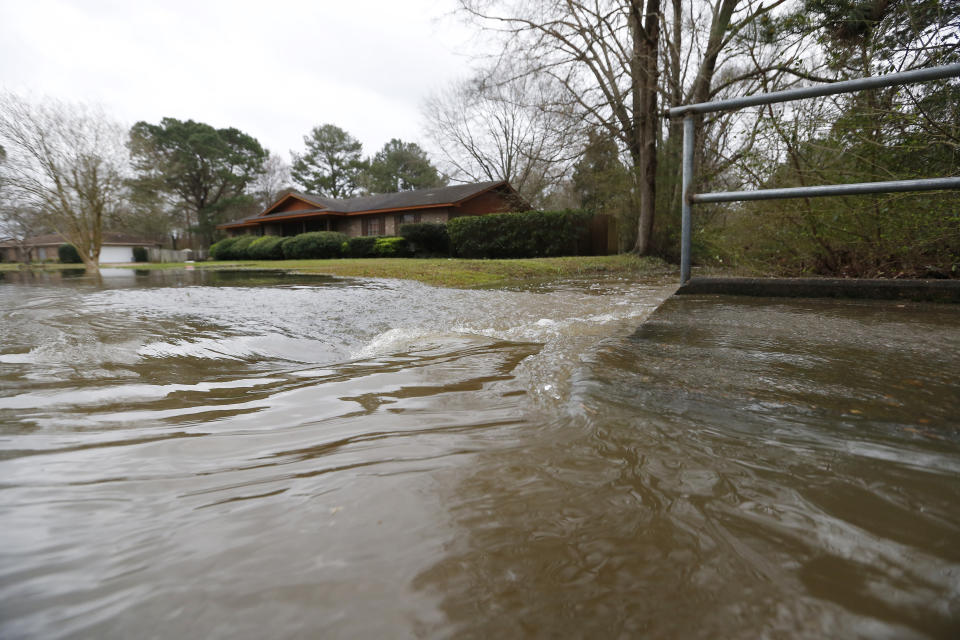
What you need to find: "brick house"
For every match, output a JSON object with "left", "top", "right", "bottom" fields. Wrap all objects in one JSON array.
[{"left": 217, "top": 181, "right": 528, "bottom": 239}]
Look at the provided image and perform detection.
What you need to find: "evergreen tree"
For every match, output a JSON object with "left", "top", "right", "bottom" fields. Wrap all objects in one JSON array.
[
  {"left": 290, "top": 124, "right": 367, "bottom": 198},
  {"left": 572, "top": 131, "right": 632, "bottom": 249},
  {"left": 573, "top": 131, "right": 629, "bottom": 214},
  {"left": 804, "top": 0, "right": 958, "bottom": 73},
  {"left": 363, "top": 139, "right": 446, "bottom": 193},
  {"left": 129, "top": 117, "right": 267, "bottom": 248}
]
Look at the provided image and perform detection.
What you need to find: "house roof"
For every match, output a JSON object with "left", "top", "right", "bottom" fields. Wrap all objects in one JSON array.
[
  {"left": 302, "top": 181, "right": 508, "bottom": 214},
  {"left": 220, "top": 181, "right": 519, "bottom": 229},
  {"left": 0, "top": 232, "right": 160, "bottom": 248}
]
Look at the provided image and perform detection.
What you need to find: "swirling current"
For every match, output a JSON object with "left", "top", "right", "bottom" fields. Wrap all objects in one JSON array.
[{"left": 1, "top": 268, "right": 958, "bottom": 638}]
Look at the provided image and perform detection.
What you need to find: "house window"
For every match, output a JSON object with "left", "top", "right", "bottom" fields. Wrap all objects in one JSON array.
[
  {"left": 395, "top": 212, "right": 421, "bottom": 228},
  {"left": 362, "top": 216, "right": 385, "bottom": 236},
  {"left": 305, "top": 218, "right": 328, "bottom": 232}
]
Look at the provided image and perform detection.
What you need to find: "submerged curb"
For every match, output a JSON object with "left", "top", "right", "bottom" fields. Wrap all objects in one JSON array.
[{"left": 676, "top": 277, "right": 960, "bottom": 303}]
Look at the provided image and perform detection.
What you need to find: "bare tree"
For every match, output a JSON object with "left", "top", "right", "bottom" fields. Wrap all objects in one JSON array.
[
  {"left": 116, "top": 182, "right": 183, "bottom": 247},
  {"left": 456, "top": 0, "right": 838, "bottom": 255},
  {"left": 661, "top": 0, "right": 831, "bottom": 171},
  {"left": 0, "top": 94, "right": 129, "bottom": 273},
  {"left": 424, "top": 70, "right": 581, "bottom": 207},
  {"left": 249, "top": 152, "right": 293, "bottom": 209},
  {"left": 456, "top": 0, "right": 662, "bottom": 251}
]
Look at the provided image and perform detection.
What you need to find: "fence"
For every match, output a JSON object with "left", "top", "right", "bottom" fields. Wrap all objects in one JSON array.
[
  {"left": 667, "top": 63, "right": 960, "bottom": 283},
  {"left": 147, "top": 247, "right": 208, "bottom": 263}
]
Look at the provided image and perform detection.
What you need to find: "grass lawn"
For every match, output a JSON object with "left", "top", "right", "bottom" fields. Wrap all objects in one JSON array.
[{"left": 0, "top": 255, "right": 674, "bottom": 288}]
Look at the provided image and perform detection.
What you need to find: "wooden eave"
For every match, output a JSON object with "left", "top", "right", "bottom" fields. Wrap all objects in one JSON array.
[
  {"left": 261, "top": 193, "right": 332, "bottom": 216},
  {"left": 219, "top": 219, "right": 260, "bottom": 229},
  {"left": 246, "top": 210, "right": 346, "bottom": 224}
]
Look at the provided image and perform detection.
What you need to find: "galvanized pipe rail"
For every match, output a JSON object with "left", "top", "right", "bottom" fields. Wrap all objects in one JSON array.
[{"left": 668, "top": 63, "right": 960, "bottom": 283}]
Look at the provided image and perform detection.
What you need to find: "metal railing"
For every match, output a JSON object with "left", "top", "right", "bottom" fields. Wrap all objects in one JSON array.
[{"left": 667, "top": 63, "right": 960, "bottom": 282}]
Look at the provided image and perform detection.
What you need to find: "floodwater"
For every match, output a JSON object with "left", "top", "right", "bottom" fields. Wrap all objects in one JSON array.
[{"left": 0, "top": 269, "right": 958, "bottom": 638}]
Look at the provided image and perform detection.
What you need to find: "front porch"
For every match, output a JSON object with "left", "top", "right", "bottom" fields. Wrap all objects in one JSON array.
[{"left": 266, "top": 215, "right": 340, "bottom": 237}]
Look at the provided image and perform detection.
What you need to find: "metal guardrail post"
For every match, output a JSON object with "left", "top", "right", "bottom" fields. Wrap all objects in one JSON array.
[{"left": 680, "top": 115, "right": 694, "bottom": 283}]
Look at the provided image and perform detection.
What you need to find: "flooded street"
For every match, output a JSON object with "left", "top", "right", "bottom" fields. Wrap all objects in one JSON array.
[{"left": 1, "top": 269, "right": 958, "bottom": 638}]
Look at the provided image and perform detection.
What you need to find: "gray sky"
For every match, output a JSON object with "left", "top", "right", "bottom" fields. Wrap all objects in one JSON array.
[{"left": 0, "top": 0, "right": 479, "bottom": 160}]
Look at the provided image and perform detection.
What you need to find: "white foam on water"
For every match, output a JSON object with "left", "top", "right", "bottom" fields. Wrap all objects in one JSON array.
[
  {"left": 0, "top": 335, "right": 144, "bottom": 366},
  {"left": 139, "top": 335, "right": 273, "bottom": 361}
]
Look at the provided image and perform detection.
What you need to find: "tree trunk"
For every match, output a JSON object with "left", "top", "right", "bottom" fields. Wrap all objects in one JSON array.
[
  {"left": 690, "top": 0, "right": 740, "bottom": 170},
  {"left": 666, "top": 0, "right": 685, "bottom": 217},
  {"left": 630, "top": 0, "right": 661, "bottom": 255},
  {"left": 80, "top": 253, "right": 100, "bottom": 274}
]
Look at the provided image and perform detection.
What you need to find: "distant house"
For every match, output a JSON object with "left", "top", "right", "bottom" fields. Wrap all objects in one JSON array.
[
  {"left": 0, "top": 233, "right": 160, "bottom": 264},
  {"left": 217, "top": 180, "right": 529, "bottom": 238}
]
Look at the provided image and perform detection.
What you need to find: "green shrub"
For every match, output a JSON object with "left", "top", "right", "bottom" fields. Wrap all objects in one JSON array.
[
  {"left": 399, "top": 222, "right": 449, "bottom": 256},
  {"left": 209, "top": 237, "right": 239, "bottom": 260},
  {"left": 132, "top": 246, "right": 148, "bottom": 262},
  {"left": 58, "top": 243, "right": 83, "bottom": 263},
  {"left": 230, "top": 235, "right": 257, "bottom": 260},
  {"left": 373, "top": 236, "right": 410, "bottom": 257},
  {"left": 281, "top": 231, "right": 348, "bottom": 259},
  {"left": 209, "top": 235, "right": 258, "bottom": 260},
  {"left": 448, "top": 210, "right": 594, "bottom": 259},
  {"left": 247, "top": 235, "right": 285, "bottom": 260},
  {"left": 344, "top": 236, "right": 379, "bottom": 258}
]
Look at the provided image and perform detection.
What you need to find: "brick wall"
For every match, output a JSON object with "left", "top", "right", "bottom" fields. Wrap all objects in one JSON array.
[
  {"left": 454, "top": 190, "right": 520, "bottom": 217},
  {"left": 341, "top": 218, "right": 363, "bottom": 238}
]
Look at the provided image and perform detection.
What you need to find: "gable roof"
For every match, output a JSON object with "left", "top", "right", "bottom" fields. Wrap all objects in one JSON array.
[
  {"left": 261, "top": 192, "right": 340, "bottom": 215},
  {"left": 330, "top": 181, "right": 511, "bottom": 213}
]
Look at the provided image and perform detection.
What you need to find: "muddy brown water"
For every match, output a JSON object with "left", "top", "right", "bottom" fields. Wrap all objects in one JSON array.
[{"left": 1, "top": 269, "right": 958, "bottom": 638}]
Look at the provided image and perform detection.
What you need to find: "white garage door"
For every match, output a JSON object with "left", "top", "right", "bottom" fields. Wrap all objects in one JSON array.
[{"left": 99, "top": 246, "right": 134, "bottom": 263}]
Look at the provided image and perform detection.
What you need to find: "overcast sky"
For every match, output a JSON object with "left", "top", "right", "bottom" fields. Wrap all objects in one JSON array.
[{"left": 0, "top": 0, "right": 481, "bottom": 161}]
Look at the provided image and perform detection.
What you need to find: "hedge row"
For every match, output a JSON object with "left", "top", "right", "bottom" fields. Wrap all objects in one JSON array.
[
  {"left": 447, "top": 209, "right": 594, "bottom": 259},
  {"left": 399, "top": 222, "right": 449, "bottom": 256},
  {"left": 208, "top": 231, "right": 412, "bottom": 261},
  {"left": 208, "top": 212, "right": 596, "bottom": 261},
  {"left": 282, "top": 232, "right": 347, "bottom": 260}
]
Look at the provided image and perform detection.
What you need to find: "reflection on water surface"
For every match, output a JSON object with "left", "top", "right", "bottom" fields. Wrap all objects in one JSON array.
[{"left": 1, "top": 270, "right": 958, "bottom": 638}]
